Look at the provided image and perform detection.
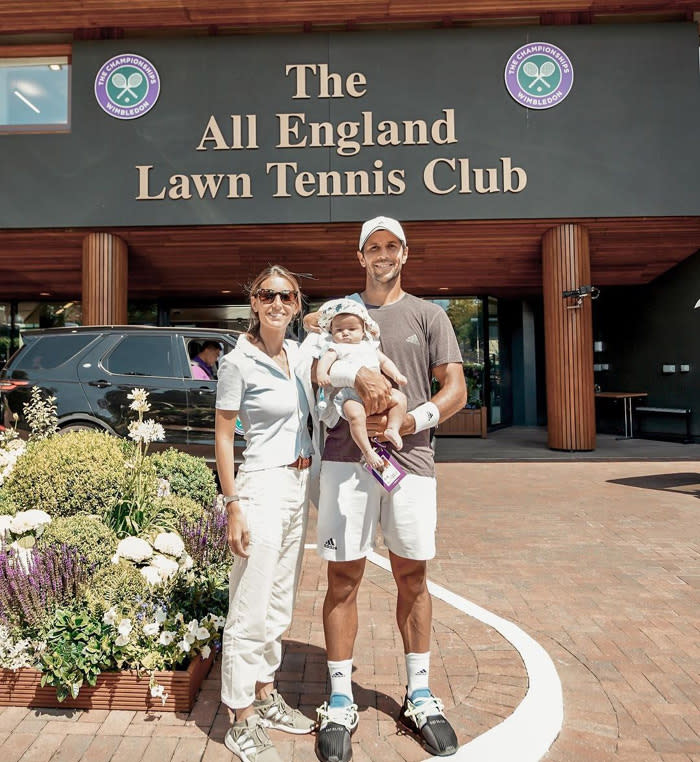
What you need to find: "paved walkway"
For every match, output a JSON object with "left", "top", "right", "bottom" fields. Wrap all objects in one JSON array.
[{"left": 1, "top": 457, "right": 699, "bottom": 761}]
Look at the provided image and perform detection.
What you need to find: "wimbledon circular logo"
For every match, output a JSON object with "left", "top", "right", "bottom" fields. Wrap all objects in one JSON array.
[
  {"left": 504, "top": 42, "right": 573, "bottom": 110},
  {"left": 94, "top": 54, "right": 160, "bottom": 120}
]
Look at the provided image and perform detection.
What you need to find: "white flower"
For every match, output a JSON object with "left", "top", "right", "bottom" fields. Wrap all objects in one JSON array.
[
  {"left": 103, "top": 607, "right": 117, "bottom": 626},
  {"left": 115, "top": 537, "right": 153, "bottom": 563},
  {"left": 117, "top": 619, "right": 133, "bottom": 637},
  {"left": 186, "top": 618, "right": 199, "bottom": 634},
  {"left": 201, "top": 645, "right": 211, "bottom": 660},
  {"left": 195, "top": 626, "right": 210, "bottom": 641},
  {"left": 154, "top": 607, "right": 167, "bottom": 624},
  {"left": 178, "top": 638, "right": 191, "bottom": 653},
  {"left": 128, "top": 420, "right": 165, "bottom": 445},
  {"left": 127, "top": 388, "right": 149, "bottom": 410},
  {"left": 153, "top": 532, "right": 184, "bottom": 559},
  {"left": 9, "top": 509, "right": 51, "bottom": 536},
  {"left": 157, "top": 478, "right": 171, "bottom": 497},
  {"left": 159, "top": 630, "right": 175, "bottom": 646},
  {"left": 110, "top": 553, "right": 120, "bottom": 565},
  {"left": 150, "top": 682, "right": 168, "bottom": 705},
  {"left": 114, "top": 633, "right": 130, "bottom": 647},
  {"left": 215, "top": 616, "right": 226, "bottom": 629},
  {"left": 140, "top": 566, "right": 163, "bottom": 586},
  {"left": 150, "top": 554, "right": 180, "bottom": 580},
  {"left": 184, "top": 631, "right": 196, "bottom": 645},
  {"left": 174, "top": 612, "right": 184, "bottom": 625},
  {"left": 143, "top": 622, "right": 160, "bottom": 637},
  {"left": 179, "top": 554, "right": 194, "bottom": 570}
]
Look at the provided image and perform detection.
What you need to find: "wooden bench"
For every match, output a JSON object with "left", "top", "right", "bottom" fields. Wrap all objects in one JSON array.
[{"left": 634, "top": 406, "right": 692, "bottom": 443}]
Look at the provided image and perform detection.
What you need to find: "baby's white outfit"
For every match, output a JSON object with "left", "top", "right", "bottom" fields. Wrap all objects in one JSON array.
[{"left": 320, "top": 339, "right": 381, "bottom": 428}]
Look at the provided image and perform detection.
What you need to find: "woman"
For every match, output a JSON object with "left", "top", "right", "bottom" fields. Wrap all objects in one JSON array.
[{"left": 215, "top": 265, "right": 316, "bottom": 762}]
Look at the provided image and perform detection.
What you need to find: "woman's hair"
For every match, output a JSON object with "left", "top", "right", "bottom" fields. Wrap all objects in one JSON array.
[{"left": 246, "top": 264, "right": 302, "bottom": 342}]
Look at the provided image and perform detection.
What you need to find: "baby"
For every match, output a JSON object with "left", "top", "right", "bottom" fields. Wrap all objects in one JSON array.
[{"left": 314, "top": 298, "right": 407, "bottom": 471}]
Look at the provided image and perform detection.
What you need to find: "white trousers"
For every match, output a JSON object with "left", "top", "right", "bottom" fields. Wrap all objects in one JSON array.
[{"left": 220, "top": 465, "right": 310, "bottom": 709}]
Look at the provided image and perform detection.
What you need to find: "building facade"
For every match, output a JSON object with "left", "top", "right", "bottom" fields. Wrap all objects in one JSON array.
[{"left": 1, "top": 2, "right": 699, "bottom": 446}]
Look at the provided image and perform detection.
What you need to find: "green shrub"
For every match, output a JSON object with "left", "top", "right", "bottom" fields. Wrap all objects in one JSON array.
[
  {"left": 4, "top": 430, "right": 150, "bottom": 519},
  {"left": 149, "top": 449, "right": 216, "bottom": 507},
  {"left": 84, "top": 562, "right": 148, "bottom": 613},
  {"left": 38, "top": 515, "right": 118, "bottom": 570},
  {"left": 146, "top": 493, "right": 205, "bottom": 528},
  {"left": 0, "top": 490, "right": 17, "bottom": 516}
]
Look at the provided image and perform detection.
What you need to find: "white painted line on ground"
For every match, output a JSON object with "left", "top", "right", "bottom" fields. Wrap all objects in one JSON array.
[
  {"left": 367, "top": 550, "right": 563, "bottom": 762},
  {"left": 304, "top": 543, "right": 563, "bottom": 760}
]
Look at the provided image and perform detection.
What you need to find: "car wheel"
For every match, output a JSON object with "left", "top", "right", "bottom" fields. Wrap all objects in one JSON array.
[{"left": 58, "top": 422, "right": 102, "bottom": 434}]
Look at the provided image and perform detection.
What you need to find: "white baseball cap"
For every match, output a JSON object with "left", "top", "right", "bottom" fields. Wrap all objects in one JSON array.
[{"left": 358, "top": 216, "right": 406, "bottom": 251}]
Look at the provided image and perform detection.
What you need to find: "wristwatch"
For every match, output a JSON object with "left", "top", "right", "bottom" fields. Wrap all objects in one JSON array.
[{"left": 223, "top": 494, "right": 240, "bottom": 506}]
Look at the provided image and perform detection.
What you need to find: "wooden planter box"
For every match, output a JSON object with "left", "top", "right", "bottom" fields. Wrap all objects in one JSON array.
[
  {"left": 436, "top": 407, "right": 488, "bottom": 437},
  {"left": 0, "top": 652, "right": 214, "bottom": 712}
]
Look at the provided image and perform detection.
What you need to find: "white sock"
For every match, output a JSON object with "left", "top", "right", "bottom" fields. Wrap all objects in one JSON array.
[
  {"left": 328, "top": 659, "right": 353, "bottom": 702},
  {"left": 406, "top": 652, "right": 431, "bottom": 697}
]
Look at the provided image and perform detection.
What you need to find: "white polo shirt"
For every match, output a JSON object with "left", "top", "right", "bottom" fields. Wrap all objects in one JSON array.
[{"left": 216, "top": 334, "right": 313, "bottom": 472}]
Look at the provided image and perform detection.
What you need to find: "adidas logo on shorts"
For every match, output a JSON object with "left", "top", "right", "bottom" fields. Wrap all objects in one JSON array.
[{"left": 323, "top": 537, "right": 337, "bottom": 550}]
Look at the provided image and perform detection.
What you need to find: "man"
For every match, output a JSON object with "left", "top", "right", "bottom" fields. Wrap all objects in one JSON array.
[
  {"left": 315, "top": 216, "right": 467, "bottom": 762},
  {"left": 190, "top": 340, "right": 221, "bottom": 380}
]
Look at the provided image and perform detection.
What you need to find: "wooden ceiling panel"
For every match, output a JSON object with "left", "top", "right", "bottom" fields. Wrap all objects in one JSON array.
[
  {"left": 1, "top": 217, "right": 699, "bottom": 301},
  {"left": 0, "top": 1, "right": 696, "bottom": 35}
]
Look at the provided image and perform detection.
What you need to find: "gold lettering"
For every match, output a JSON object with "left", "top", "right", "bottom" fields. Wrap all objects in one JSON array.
[
  {"left": 135, "top": 165, "right": 166, "bottom": 200},
  {"left": 285, "top": 64, "right": 317, "bottom": 99},
  {"left": 423, "top": 158, "right": 456, "bottom": 195},
  {"left": 277, "top": 114, "right": 307, "bottom": 148},
  {"left": 295, "top": 171, "right": 317, "bottom": 197},
  {"left": 196, "top": 115, "right": 230, "bottom": 151},
  {"left": 402, "top": 119, "right": 429, "bottom": 146},
  {"left": 317, "top": 171, "right": 343, "bottom": 197},
  {"left": 227, "top": 174, "right": 253, "bottom": 198},
  {"left": 377, "top": 120, "right": 400, "bottom": 147},
  {"left": 474, "top": 168, "right": 499, "bottom": 193},
  {"left": 317, "top": 64, "right": 343, "bottom": 98},
  {"left": 266, "top": 162, "right": 296, "bottom": 197},
  {"left": 501, "top": 157, "right": 527, "bottom": 193},
  {"left": 346, "top": 72, "right": 367, "bottom": 97},
  {"left": 387, "top": 169, "right": 406, "bottom": 195},
  {"left": 458, "top": 159, "right": 471, "bottom": 193},
  {"left": 432, "top": 109, "right": 457, "bottom": 145},
  {"left": 168, "top": 174, "right": 192, "bottom": 200},
  {"left": 191, "top": 174, "right": 225, "bottom": 198}
]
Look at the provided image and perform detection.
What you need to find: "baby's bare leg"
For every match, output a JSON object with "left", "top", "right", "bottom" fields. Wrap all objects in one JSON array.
[
  {"left": 383, "top": 389, "right": 408, "bottom": 450},
  {"left": 343, "top": 398, "right": 384, "bottom": 470}
]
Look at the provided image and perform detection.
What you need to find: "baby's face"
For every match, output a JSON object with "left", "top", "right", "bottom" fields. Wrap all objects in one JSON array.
[{"left": 331, "top": 313, "right": 365, "bottom": 344}]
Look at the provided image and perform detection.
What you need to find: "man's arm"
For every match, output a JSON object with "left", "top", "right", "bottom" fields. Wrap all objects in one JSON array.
[{"left": 366, "top": 361, "right": 466, "bottom": 438}]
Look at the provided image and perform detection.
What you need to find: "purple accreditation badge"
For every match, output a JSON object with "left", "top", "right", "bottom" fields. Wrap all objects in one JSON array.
[
  {"left": 363, "top": 441, "right": 407, "bottom": 492},
  {"left": 94, "top": 53, "right": 160, "bottom": 120},
  {"left": 504, "top": 42, "right": 574, "bottom": 110}
]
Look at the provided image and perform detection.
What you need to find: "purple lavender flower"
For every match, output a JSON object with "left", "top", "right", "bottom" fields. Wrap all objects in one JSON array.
[
  {"left": 178, "top": 510, "right": 228, "bottom": 568},
  {"left": 0, "top": 544, "right": 93, "bottom": 631}
]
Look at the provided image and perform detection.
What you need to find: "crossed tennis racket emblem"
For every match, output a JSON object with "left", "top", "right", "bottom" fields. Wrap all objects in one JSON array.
[
  {"left": 522, "top": 60, "right": 557, "bottom": 89},
  {"left": 110, "top": 71, "right": 144, "bottom": 101}
]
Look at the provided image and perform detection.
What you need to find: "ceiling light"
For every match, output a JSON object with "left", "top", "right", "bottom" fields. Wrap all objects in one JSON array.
[
  {"left": 13, "top": 90, "right": 40, "bottom": 114},
  {"left": 48, "top": 63, "right": 62, "bottom": 71},
  {"left": 40, "top": 292, "right": 51, "bottom": 296},
  {"left": 221, "top": 289, "right": 231, "bottom": 294},
  {"left": 439, "top": 287, "right": 449, "bottom": 291}
]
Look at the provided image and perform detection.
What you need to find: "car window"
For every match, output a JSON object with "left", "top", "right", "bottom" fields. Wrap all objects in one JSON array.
[
  {"left": 104, "top": 335, "right": 178, "bottom": 378},
  {"left": 12, "top": 334, "right": 96, "bottom": 371}
]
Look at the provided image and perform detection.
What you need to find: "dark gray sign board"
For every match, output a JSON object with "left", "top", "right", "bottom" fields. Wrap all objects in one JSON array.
[{"left": 1, "top": 23, "right": 699, "bottom": 228}]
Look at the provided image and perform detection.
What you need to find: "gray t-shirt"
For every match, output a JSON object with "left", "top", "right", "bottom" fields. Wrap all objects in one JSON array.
[{"left": 323, "top": 293, "right": 462, "bottom": 477}]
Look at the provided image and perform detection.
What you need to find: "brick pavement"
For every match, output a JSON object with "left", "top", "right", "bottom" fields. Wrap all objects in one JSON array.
[{"left": 1, "top": 460, "right": 698, "bottom": 761}]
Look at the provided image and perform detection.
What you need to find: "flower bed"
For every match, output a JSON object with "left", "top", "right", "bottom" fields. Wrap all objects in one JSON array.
[
  {"left": 0, "top": 650, "right": 215, "bottom": 712},
  {"left": 0, "top": 388, "right": 230, "bottom": 710}
]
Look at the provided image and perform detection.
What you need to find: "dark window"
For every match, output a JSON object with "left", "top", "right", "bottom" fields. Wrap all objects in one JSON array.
[
  {"left": 12, "top": 334, "right": 96, "bottom": 371},
  {"left": 105, "top": 335, "right": 177, "bottom": 378}
]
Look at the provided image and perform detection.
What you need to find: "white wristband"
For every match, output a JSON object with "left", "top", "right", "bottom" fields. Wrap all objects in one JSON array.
[
  {"left": 410, "top": 401, "right": 440, "bottom": 433},
  {"left": 329, "top": 364, "right": 357, "bottom": 388}
]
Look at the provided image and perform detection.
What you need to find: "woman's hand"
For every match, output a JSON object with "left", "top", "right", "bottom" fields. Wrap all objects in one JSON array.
[
  {"left": 226, "top": 504, "right": 250, "bottom": 558},
  {"left": 303, "top": 312, "right": 321, "bottom": 334}
]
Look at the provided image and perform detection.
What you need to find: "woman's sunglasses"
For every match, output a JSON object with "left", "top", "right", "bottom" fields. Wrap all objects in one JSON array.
[{"left": 253, "top": 288, "right": 299, "bottom": 305}]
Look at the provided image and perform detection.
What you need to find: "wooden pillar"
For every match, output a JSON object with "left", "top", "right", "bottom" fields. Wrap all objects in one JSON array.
[
  {"left": 82, "top": 233, "right": 128, "bottom": 325},
  {"left": 542, "top": 224, "right": 596, "bottom": 451}
]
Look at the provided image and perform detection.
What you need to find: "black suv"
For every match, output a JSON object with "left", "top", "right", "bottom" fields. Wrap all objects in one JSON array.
[{"left": 0, "top": 326, "right": 241, "bottom": 462}]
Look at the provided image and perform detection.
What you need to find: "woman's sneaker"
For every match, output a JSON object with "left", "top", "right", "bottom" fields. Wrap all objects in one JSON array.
[
  {"left": 399, "top": 689, "right": 458, "bottom": 757},
  {"left": 254, "top": 689, "right": 315, "bottom": 734},
  {"left": 225, "top": 715, "right": 282, "bottom": 762},
  {"left": 315, "top": 694, "right": 359, "bottom": 762}
]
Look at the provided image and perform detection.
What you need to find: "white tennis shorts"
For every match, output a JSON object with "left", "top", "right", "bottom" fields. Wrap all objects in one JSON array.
[{"left": 317, "top": 461, "right": 437, "bottom": 562}]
